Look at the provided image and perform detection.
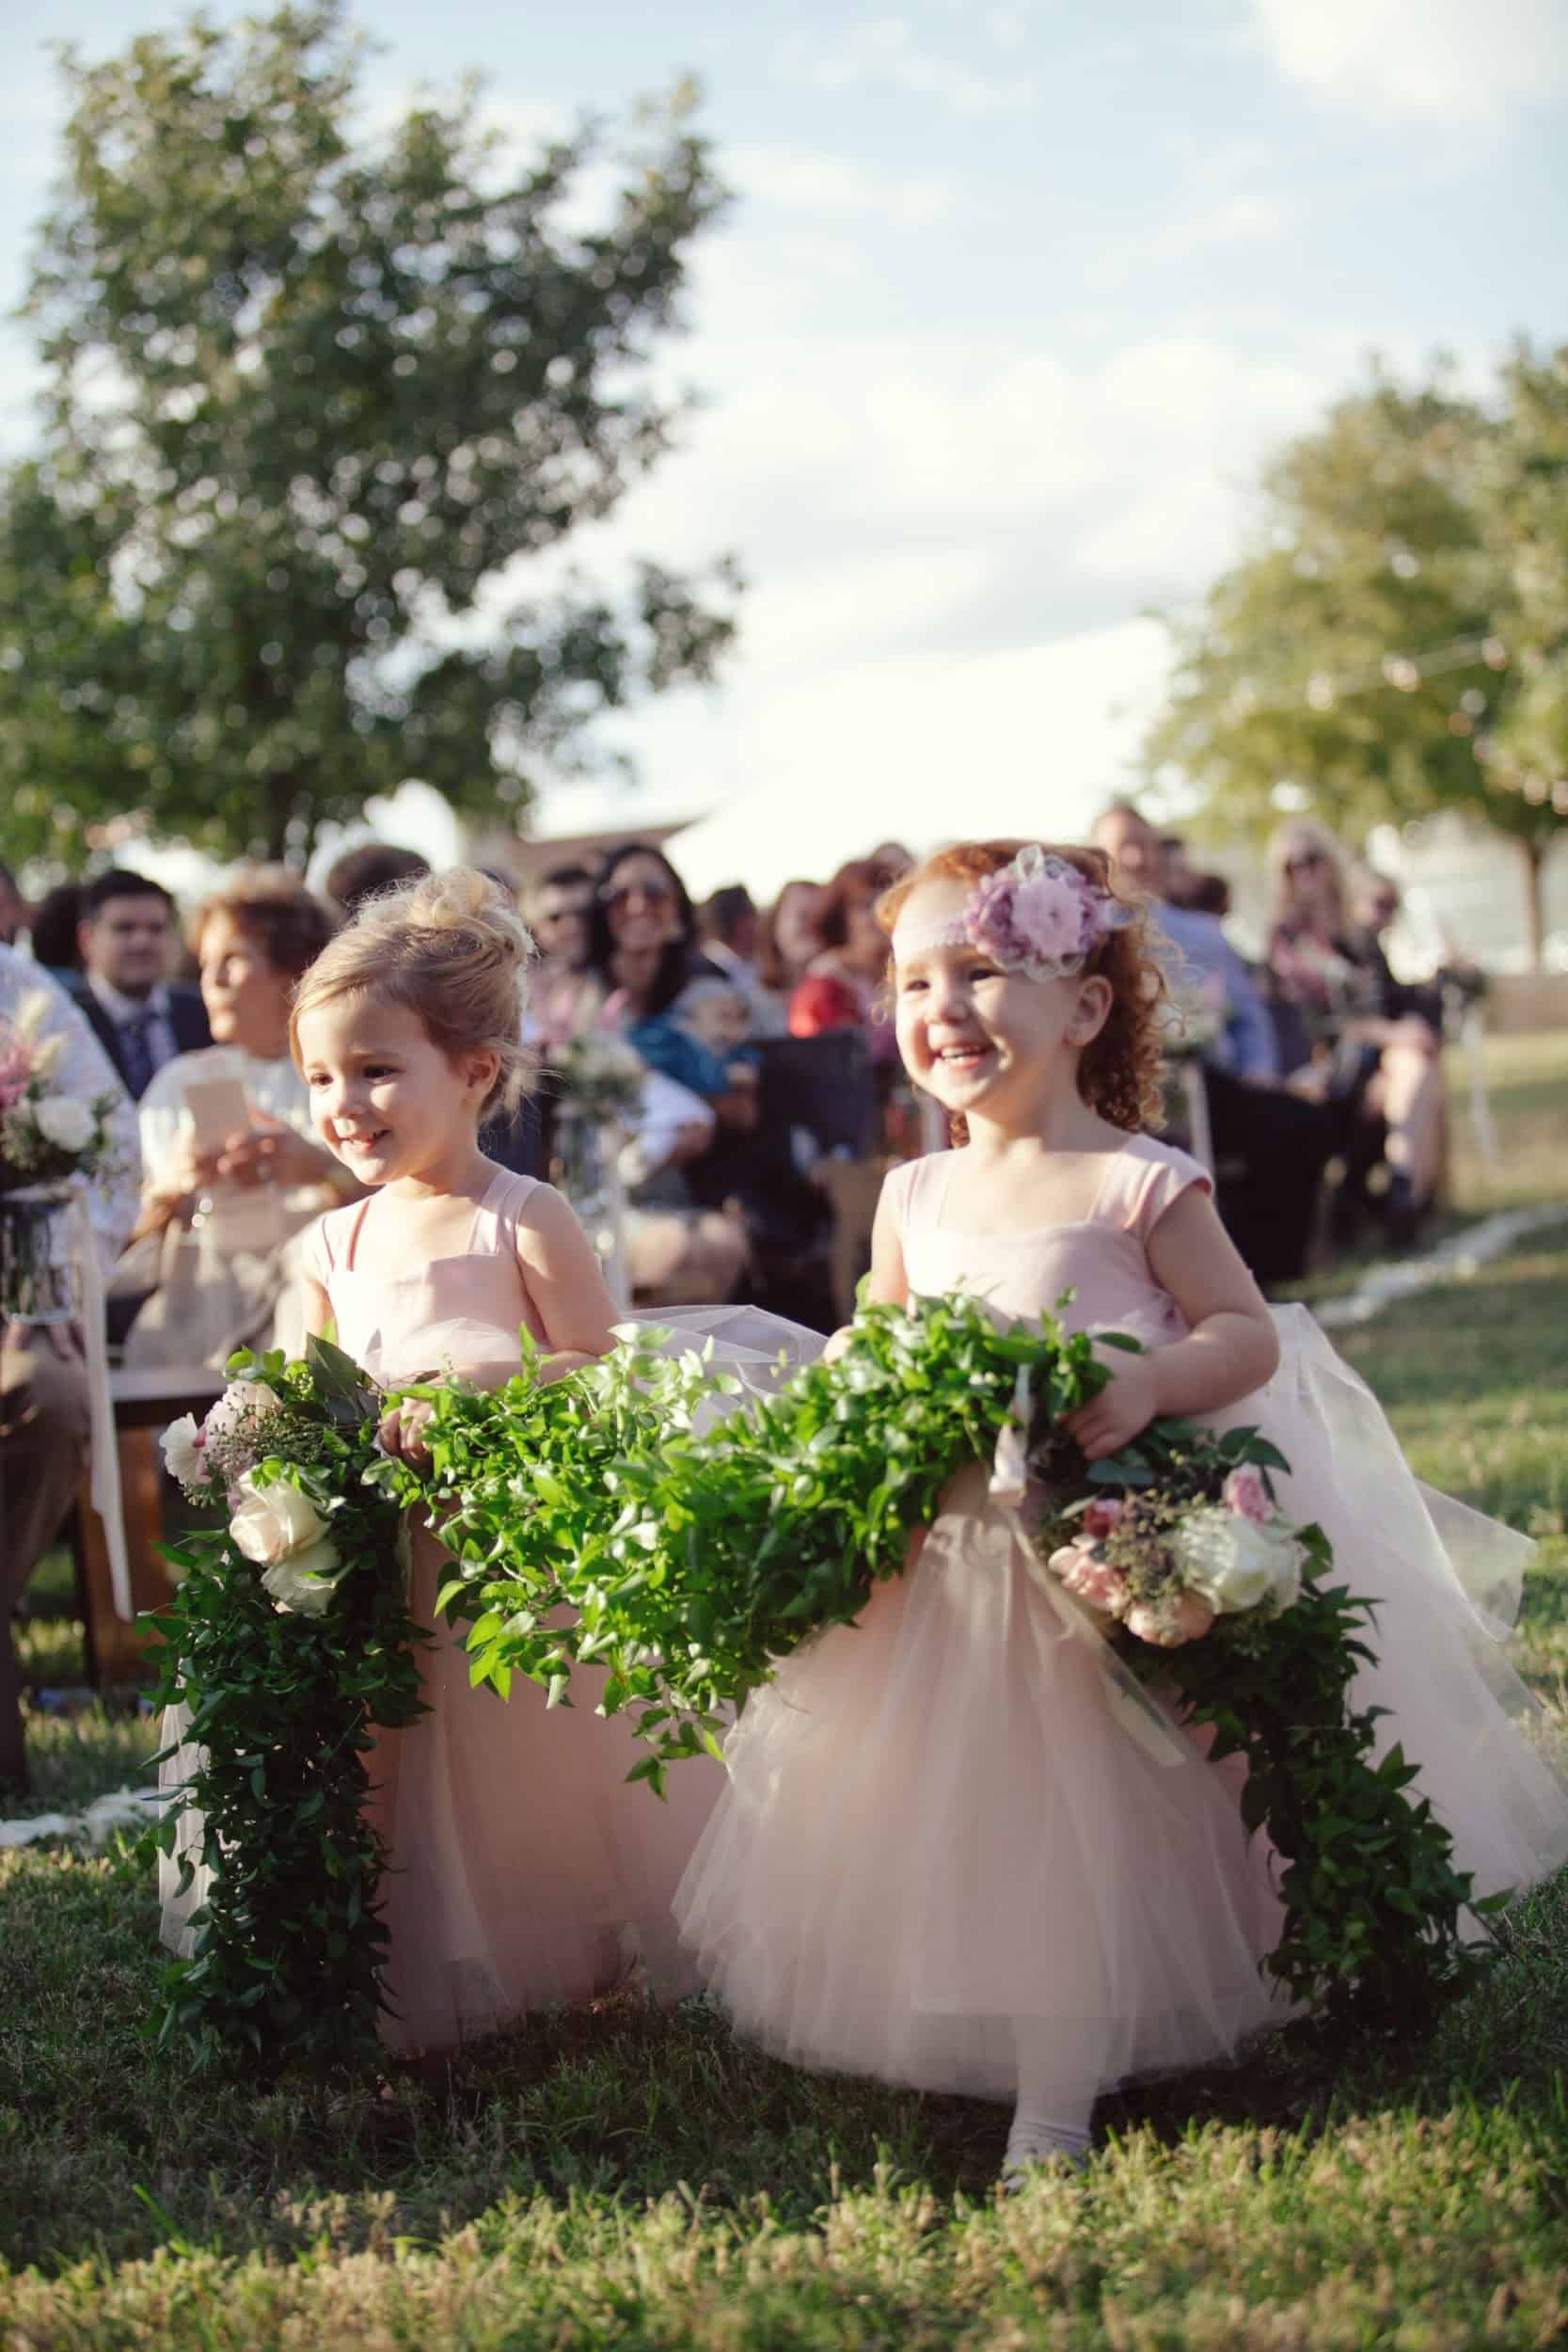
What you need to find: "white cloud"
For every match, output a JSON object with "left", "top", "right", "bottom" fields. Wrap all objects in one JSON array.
[
  {"left": 734, "top": 142, "right": 965, "bottom": 231},
  {"left": 1253, "top": 0, "right": 1568, "bottom": 128},
  {"left": 778, "top": 15, "right": 1037, "bottom": 118},
  {"left": 666, "top": 617, "right": 1175, "bottom": 900}
]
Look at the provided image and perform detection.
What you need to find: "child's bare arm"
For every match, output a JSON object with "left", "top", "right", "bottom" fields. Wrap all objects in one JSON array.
[
  {"left": 300, "top": 1273, "right": 332, "bottom": 1343},
  {"left": 823, "top": 1183, "right": 909, "bottom": 1362},
  {"left": 1066, "top": 1187, "right": 1279, "bottom": 1459}
]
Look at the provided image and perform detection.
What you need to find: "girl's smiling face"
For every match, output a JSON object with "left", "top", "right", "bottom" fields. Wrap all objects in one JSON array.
[
  {"left": 892, "top": 879, "right": 1108, "bottom": 1122},
  {"left": 295, "top": 992, "right": 497, "bottom": 1190}
]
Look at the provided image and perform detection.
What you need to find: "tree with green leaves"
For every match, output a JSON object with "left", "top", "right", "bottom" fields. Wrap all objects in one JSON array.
[
  {"left": 1146, "top": 351, "right": 1568, "bottom": 963},
  {"left": 0, "top": 4, "right": 737, "bottom": 868}
]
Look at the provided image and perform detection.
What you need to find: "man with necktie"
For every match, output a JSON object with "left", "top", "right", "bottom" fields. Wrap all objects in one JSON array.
[{"left": 70, "top": 869, "right": 210, "bottom": 1100}]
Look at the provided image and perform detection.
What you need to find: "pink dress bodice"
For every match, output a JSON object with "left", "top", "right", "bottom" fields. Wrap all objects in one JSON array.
[
  {"left": 886, "top": 1133, "right": 1211, "bottom": 1349},
  {"left": 303, "top": 1168, "right": 548, "bottom": 1381}
]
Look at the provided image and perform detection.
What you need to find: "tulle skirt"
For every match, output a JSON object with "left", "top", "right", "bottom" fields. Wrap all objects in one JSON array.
[
  {"left": 675, "top": 1307, "right": 1568, "bottom": 2105},
  {"left": 159, "top": 1306, "right": 825, "bottom": 2056}
]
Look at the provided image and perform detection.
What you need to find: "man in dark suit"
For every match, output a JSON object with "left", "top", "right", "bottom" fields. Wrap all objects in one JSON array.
[{"left": 71, "top": 868, "right": 210, "bottom": 1099}]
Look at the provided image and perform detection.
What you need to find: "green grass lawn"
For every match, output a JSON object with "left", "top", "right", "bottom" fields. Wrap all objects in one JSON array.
[{"left": 4, "top": 1033, "right": 1568, "bottom": 2348}]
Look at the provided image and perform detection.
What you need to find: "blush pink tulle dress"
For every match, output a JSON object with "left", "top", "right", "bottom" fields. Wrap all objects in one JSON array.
[
  {"left": 673, "top": 1135, "right": 1568, "bottom": 2110},
  {"left": 299, "top": 1168, "right": 737, "bottom": 2055}
]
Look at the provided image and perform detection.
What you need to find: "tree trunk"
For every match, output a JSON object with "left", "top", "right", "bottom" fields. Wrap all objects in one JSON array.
[{"left": 1519, "top": 833, "right": 1547, "bottom": 973}]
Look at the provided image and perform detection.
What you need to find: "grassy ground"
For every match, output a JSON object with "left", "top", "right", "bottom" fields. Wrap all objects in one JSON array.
[{"left": 4, "top": 1034, "right": 1568, "bottom": 2348}]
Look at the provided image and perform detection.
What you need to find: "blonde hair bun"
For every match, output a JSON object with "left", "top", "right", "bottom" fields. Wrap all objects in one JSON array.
[{"left": 289, "top": 866, "right": 537, "bottom": 1117}]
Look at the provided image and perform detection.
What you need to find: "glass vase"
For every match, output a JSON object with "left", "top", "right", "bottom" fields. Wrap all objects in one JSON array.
[
  {"left": 551, "top": 1111, "right": 629, "bottom": 1308},
  {"left": 0, "top": 1183, "right": 78, "bottom": 1325}
]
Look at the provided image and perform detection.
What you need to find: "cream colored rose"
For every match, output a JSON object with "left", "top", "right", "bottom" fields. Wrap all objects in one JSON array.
[
  {"left": 160, "top": 1413, "right": 207, "bottom": 1490},
  {"left": 259, "top": 1543, "right": 343, "bottom": 1617},
  {"left": 1170, "top": 1506, "right": 1299, "bottom": 1616},
  {"left": 230, "top": 1473, "right": 329, "bottom": 1565},
  {"left": 34, "top": 1095, "right": 95, "bottom": 1152}
]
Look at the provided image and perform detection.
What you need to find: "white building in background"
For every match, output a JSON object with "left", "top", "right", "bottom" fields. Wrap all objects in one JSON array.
[{"left": 1368, "top": 816, "right": 1568, "bottom": 977}]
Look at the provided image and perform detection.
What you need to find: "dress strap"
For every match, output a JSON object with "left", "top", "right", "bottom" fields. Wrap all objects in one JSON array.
[
  {"left": 1099, "top": 1136, "right": 1212, "bottom": 1240},
  {"left": 339, "top": 1192, "right": 377, "bottom": 1274},
  {"left": 476, "top": 1168, "right": 542, "bottom": 1253}
]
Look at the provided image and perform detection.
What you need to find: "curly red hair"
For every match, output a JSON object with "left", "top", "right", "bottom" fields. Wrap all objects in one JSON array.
[{"left": 877, "top": 838, "right": 1168, "bottom": 1141}]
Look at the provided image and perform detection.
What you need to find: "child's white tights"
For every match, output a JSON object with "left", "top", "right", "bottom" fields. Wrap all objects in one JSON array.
[{"left": 1005, "top": 2029, "right": 1096, "bottom": 2181}]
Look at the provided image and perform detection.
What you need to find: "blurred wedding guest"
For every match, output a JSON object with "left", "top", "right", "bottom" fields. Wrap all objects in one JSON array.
[
  {"left": 323, "top": 840, "right": 431, "bottom": 917},
  {"left": 756, "top": 879, "right": 826, "bottom": 1008},
  {"left": 120, "top": 873, "right": 349, "bottom": 1365},
  {"left": 789, "top": 859, "right": 894, "bottom": 1057},
  {"left": 0, "top": 862, "right": 25, "bottom": 946},
  {"left": 580, "top": 844, "right": 750, "bottom": 1117},
  {"left": 699, "top": 884, "right": 787, "bottom": 1036},
  {"left": 1265, "top": 821, "right": 1443, "bottom": 1245},
  {"left": 526, "top": 862, "right": 597, "bottom": 1049},
  {"left": 28, "top": 882, "right": 85, "bottom": 977},
  {"left": 867, "top": 840, "right": 915, "bottom": 882},
  {"left": 1, "top": 947, "right": 139, "bottom": 1790},
  {"left": 71, "top": 869, "right": 211, "bottom": 1100},
  {"left": 1093, "top": 802, "right": 1334, "bottom": 1287}
]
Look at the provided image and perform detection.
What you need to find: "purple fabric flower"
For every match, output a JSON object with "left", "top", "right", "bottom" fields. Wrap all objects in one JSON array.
[{"left": 961, "top": 846, "right": 1126, "bottom": 979}]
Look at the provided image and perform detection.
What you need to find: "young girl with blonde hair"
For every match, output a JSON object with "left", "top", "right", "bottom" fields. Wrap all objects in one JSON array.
[
  {"left": 675, "top": 838, "right": 1568, "bottom": 2181},
  {"left": 284, "top": 869, "right": 725, "bottom": 2054}
]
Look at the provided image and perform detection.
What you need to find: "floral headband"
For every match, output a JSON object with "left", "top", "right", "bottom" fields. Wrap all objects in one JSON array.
[{"left": 891, "top": 844, "right": 1132, "bottom": 980}]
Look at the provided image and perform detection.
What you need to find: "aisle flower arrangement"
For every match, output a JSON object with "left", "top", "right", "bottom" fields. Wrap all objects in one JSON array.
[{"left": 152, "top": 1300, "right": 1491, "bottom": 2070}]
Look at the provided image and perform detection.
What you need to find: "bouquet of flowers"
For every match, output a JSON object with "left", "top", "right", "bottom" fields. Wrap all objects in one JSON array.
[
  {"left": 0, "top": 995, "right": 121, "bottom": 1191},
  {"left": 549, "top": 1033, "right": 645, "bottom": 1128},
  {"left": 150, "top": 1339, "right": 419, "bottom": 2071},
  {"left": 1156, "top": 973, "right": 1227, "bottom": 1065},
  {"left": 1039, "top": 1434, "right": 1307, "bottom": 1649}
]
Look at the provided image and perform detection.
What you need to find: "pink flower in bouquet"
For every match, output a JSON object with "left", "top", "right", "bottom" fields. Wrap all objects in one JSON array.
[
  {"left": 1124, "top": 1590, "right": 1215, "bottom": 1648},
  {"left": 1223, "top": 1465, "right": 1271, "bottom": 1525},
  {"left": 1050, "top": 1542, "right": 1130, "bottom": 1616},
  {"left": 0, "top": 1038, "right": 31, "bottom": 1110},
  {"left": 199, "top": 1378, "right": 286, "bottom": 1480},
  {"left": 1082, "top": 1496, "right": 1124, "bottom": 1541}
]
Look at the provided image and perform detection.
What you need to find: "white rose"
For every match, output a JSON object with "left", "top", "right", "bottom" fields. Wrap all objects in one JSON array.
[
  {"left": 201, "top": 1379, "right": 284, "bottom": 1452},
  {"left": 33, "top": 1095, "right": 95, "bottom": 1152},
  {"left": 1170, "top": 1506, "right": 1299, "bottom": 1616},
  {"left": 260, "top": 1539, "right": 343, "bottom": 1617},
  {"left": 230, "top": 1473, "right": 332, "bottom": 1567},
  {"left": 160, "top": 1413, "right": 207, "bottom": 1490}
]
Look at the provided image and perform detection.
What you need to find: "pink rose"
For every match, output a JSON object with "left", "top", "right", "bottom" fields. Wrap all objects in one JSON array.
[
  {"left": 1224, "top": 1465, "right": 1271, "bottom": 1525},
  {"left": 1050, "top": 1543, "right": 1130, "bottom": 1616},
  {"left": 1082, "top": 1497, "right": 1124, "bottom": 1541},
  {"left": 1124, "top": 1591, "right": 1216, "bottom": 1649}
]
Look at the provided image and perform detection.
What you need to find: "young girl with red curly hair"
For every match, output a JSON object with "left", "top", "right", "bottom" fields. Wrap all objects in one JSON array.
[{"left": 676, "top": 840, "right": 1568, "bottom": 2183}]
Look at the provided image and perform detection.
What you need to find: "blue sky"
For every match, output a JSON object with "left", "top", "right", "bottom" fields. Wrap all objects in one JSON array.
[{"left": 3, "top": 0, "right": 1566, "bottom": 883}]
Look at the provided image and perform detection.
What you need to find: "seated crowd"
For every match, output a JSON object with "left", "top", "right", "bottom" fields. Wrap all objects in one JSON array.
[{"left": 4, "top": 814, "right": 1466, "bottom": 1352}]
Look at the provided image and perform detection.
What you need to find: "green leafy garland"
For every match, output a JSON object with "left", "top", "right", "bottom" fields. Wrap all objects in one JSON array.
[
  {"left": 153, "top": 1299, "right": 1493, "bottom": 2069},
  {"left": 382, "top": 1295, "right": 1492, "bottom": 2033},
  {"left": 149, "top": 1340, "right": 419, "bottom": 2070}
]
